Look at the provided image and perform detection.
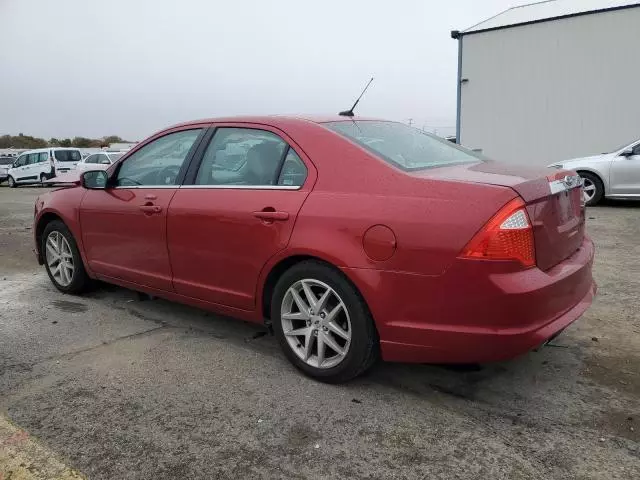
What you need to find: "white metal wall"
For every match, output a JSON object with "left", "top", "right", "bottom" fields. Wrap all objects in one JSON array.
[{"left": 459, "top": 7, "right": 640, "bottom": 165}]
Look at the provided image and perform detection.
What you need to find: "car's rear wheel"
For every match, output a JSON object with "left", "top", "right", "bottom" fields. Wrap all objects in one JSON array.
[
  {"left": 7, "top": 176, "right": 16, "bottom": 188},
  {"left": 579, "top": 172, "right": 604, "bottom": 206},
  {"left": 40, "top": 173, "right": 48, "bottom": 186},
  {"left": 271, "top": 261, "right": 378, "bottom": 383},
  {"left": 42, "top": 220, "right": 89, "bottom": 294}
]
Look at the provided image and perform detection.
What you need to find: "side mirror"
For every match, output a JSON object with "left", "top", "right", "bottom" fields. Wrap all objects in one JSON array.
[
  {"left": 81, "top": 170, "right": 108, "bottom": 189},
  {"left": 620, "top": 147, "right": 634, "bottom": 157}
]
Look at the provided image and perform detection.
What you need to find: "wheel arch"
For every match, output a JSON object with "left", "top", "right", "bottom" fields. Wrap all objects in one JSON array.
[
  {"left": 35, "top": 212, "right": 66, "bottom": 263},
  {"left": 576, "top": 169, "right": 606, "bottom": 194},
  {"left": 259, "top": 253, "right": 373, "bottom": 328}
]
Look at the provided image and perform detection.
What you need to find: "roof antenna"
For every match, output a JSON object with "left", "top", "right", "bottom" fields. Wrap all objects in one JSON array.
[{"left": 339, "top": 77, "right": 374, "bottom": 117}]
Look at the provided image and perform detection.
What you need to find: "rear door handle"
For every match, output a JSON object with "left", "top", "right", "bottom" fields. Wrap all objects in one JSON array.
[
  {"left": 253, "top": 211, "right": 289, "bottom": 221},
  {"left": 140, "top": 205, "right": 162, "bottom": 214}
]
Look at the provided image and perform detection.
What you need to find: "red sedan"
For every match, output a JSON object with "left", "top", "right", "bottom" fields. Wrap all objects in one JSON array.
[{"left": 34, "top": 116, "right": 596, "bottom": 383}]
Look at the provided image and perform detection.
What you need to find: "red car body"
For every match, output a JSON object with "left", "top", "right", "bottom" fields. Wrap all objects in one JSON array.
[{"left": 34, "top": 116, "right": 596, "bottom": 365}]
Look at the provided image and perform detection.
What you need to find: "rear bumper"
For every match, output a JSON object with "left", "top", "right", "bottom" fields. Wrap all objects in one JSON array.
[
  {"left": 343, "top": 236, "right": 596, "bottom": 364},
  {"left": 379, "top": 280, "right": 595, "bottom": 363}
]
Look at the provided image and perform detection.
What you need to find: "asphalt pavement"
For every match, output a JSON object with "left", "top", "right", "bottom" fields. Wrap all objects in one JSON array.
[{"left": 1, "top": 186, "right": 638, "bottom": 479}]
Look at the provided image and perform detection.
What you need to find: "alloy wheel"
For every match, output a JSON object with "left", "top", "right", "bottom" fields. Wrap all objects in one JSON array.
[
  {"left": 45, "top": 231, "right": 75, "bottom": 287},
  {"left": 280, "top": 279, "right": 352, "bottom": 369},
  {"left": 582, "top": 178, "right": 596, "bottom": 202}
]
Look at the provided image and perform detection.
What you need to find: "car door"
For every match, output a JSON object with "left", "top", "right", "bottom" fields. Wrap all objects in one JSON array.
[
  {"left": 10, "top": 154, "right": 28, "bottom": 181},
  {"left": 24, "top": 153, "right": 40, "bottom": 181},
  {"left": 78, "top": 154, "right": 97, "bottom": 171},
  {"left": 79, "top": 126, "right": 207, "bottom": 290},
  {"left": 609, "top": 142, "right": 640, "bottom": 196},
  {"left": 167, "top": 125, "right": 316, "bottom": 310}
]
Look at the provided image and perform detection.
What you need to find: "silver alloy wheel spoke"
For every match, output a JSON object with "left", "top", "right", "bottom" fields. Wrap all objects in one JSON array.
[
  {"left": 281, "top": 278, "right": 352, "bottom": 369},
  {"left": 327, "top": 320, "right": 349, "bottom": 341},
  {"left": 45, "top": 231, "right": 74, "bottom": 287},
  {"left": 583, "top": 179, "right": 595, "bottom": 201}
]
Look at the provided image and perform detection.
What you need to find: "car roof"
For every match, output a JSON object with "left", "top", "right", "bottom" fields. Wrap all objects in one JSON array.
[
  {"left": 165, "top": 115, "right": 386, "bottom": 130},
  {"left": 20, "top": 147, "right": 81, "bottom": 154}
]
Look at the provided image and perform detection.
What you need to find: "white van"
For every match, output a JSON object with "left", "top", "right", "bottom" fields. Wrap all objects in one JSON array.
[{"left": 7, "top": 148, "right": 82, "bottom": 187}]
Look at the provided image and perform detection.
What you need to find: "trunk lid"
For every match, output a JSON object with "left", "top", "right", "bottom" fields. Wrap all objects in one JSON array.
[{"left": 413, "top": 161, "right": 585, "bottom": 271}]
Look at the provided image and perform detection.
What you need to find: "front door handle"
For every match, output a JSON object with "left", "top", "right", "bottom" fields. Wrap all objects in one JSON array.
[
  {"left": 140, "top": 204, "right": 162, "bottom": 214},
  {"left": 253, "top": 210, "right": 289, "bottom": 221}
]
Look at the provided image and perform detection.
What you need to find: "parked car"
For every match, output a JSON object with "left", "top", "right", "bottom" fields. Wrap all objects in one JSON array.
[
  {"left": 7, "top": 148, "right": 82, "bottom": 187},
  {"left": 548, "top": 138, "right": 640, "bottom": 206},
  {"left": 76, "top": 151, "right": 125, "bottom": 172},
  {"left": 0, "top": 156, "right": 14, "bottom": 183},
  {"left": 33, "top": 116, "right": 595, "bottom": 382}
]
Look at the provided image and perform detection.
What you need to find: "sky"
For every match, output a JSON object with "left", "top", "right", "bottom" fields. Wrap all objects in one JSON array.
[{"left": 0, "top": 0, "right": 517, "bottom": 140}]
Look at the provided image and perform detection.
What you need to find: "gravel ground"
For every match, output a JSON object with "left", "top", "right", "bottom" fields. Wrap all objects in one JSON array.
[{"left": 0, "top": 185, "right": 638, "bottom": 479}]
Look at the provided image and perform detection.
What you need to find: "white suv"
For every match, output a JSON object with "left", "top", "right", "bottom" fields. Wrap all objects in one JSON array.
[{"left": 7, "top": 148, "right": 82, "bottom": 187}]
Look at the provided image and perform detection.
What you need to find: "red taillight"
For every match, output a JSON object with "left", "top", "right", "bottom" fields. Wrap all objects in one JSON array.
[{"left": 460, "top": 197, "right": 535, "bottom": 268}]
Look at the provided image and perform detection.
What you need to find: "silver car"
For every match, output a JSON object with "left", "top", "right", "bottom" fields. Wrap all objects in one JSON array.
[{"left": 548, "top": 139, "right": 640, "bottom": 206}]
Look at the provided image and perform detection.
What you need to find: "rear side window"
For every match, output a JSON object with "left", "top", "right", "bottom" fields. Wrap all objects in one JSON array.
[
  {"left": 27, "top": 153, "right": 39, "bottom": 164},
  {"left": 38, "top": 152, "right": 48, "bottom": 163},
  {"left": 277, "top": 150, "right": 307, "bottom": 187},
  {"left": 325, "top": 121, "right": 483, "bottom": 171},
  {"left": 195, "top": 128, "right": 288, "bottom": 186},
  {"left": 54, "top": 150, "right": 81, "bottom": 162}
]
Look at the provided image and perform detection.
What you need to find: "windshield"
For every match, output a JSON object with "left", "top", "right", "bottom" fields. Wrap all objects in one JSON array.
[
  {"left": 325, "top": 121, "right": 483, "bottom": 171},
  {"left": 107, "top": 152, "right": 124, "bottom": 162},
  {"left": 0, "top": 157, "right": 14, "bottom": 165},
  {"left": 54, "top": 150, "right": 81, "bottom": 162},
  {"left": 603, "top": 138, "right": 639, "bottom": 154}
]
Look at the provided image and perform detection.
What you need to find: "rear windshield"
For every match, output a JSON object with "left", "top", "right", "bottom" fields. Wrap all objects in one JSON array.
[
  {"left": 0, "top": 157, "right": 14, "bottom": 165},
  {"left": 54, "top": 150, "right": 81, "bottom": 162},
  {"left": 325, "top": 121, "right": 483, "bottom": 171}
]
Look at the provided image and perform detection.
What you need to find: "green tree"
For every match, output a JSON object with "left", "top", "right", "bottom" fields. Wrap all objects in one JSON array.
[
  {"left": 71, "top": 137, "right": 93, "bottom": 148},
  {"left": 59, "top": 138, "right": 72, "bottom": 147},
  {"left": 49, "top": 138, "right": 60, "bottom": 146},
  {"left": 103, "top": 135, "right": 124, "bottom": 144}
]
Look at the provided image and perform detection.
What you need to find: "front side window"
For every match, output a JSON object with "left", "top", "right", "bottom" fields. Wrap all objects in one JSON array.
[
  {"left": 195, "top": 128, "right": 288, "bottom": 186},
  {"left": 14, "top": 155, "right": 27, "bottom": 167},
  {"left": 325, "top": 121, "right": 484, "bottom": 171},
  {"left": 116, "top": 129, "right": 202, "bottom": 187},
  {"left": 54, "top": 150, "right": 81, "bottom": 162}
]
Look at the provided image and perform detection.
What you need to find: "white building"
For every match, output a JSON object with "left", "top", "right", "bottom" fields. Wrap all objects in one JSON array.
[{"left": 452, "top": 0, "right": 640, "bottom": 166}]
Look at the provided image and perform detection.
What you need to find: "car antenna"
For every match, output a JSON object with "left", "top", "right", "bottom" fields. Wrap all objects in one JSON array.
[{"left": 339, "top": 77, "right": 374, "bottom": 117}]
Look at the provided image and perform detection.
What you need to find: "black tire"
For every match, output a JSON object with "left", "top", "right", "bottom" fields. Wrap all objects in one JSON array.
[
  {"left": 41, "top": 220, "right": 90, "bottom": 294},
  {"left": 7, "top": 176, "right": 16, "bottom": 188},
  {"left": 271, "top": 260, "right": 379, "bottom": 383},
  {"left": 40, "top": 173, "right": 47, "bottom": 185},
  {"left": 579, "top": 171, "right": 604, "bottom": 206}
]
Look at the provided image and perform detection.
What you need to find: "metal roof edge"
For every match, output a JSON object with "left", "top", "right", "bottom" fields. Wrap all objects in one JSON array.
[{"left": 452, "top": 2, "right": 640, "bottom": 38}]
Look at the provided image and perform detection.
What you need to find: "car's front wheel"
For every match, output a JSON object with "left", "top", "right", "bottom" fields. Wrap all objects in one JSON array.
[
  {"left": 271, "top": 261, "right": 378, "bottom": 383},
  {"left": 580, "top": 172, "right": 604, "bottom": 206},
  {"left": 42, "top": 220, "right": 90, "bottom": 294},
  {"left": 7, "top": 176, "right": 16, "bottom": 188},
  {"left": 40, "top": 173, "right": 47, "bottom": 185}
]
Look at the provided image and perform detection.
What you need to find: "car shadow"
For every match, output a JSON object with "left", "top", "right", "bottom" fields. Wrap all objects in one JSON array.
[{"left": 597, "top": 199, "right": 640, "bottom": 208}]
